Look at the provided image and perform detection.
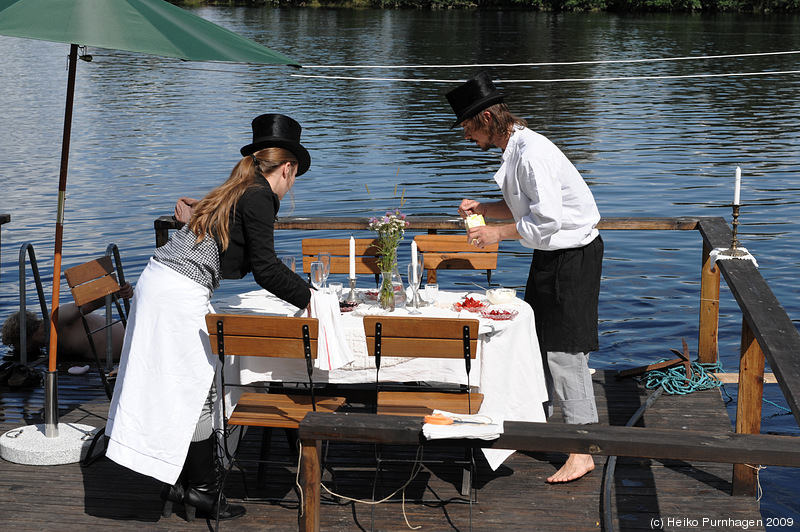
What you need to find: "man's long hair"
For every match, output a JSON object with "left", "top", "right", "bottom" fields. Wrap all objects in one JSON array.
[
  {"left": 188, "top": 147, "right": 298, "bottom": 250},
  {"left": 463, "top": 102, "right": 527, "bottom": 139}
]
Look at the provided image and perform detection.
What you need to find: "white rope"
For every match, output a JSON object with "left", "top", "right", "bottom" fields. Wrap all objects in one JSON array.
[
  {"left": 291, "top": 69, "right": 800, "bottom": 83},
  {"left": 299, "top": 49, "right": 800, "bottom": 69}
]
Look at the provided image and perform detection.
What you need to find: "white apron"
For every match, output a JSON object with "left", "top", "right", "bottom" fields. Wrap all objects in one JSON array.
[{"left": 106, "top": 258, "right": 217, "bottom": 485}]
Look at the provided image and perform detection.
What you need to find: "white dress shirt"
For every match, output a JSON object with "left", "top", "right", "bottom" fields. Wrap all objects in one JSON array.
[{"left": 494, "top": 126, "right": 600, "bottom": 251}]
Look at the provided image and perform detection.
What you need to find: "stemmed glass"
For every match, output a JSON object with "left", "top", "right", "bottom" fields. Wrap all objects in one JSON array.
[
  {"left": 310, "top": 261, "right": 325, "bottom": 291},
  {"left": 281, "top": 255, "right": 296, "bottom": 273},
  {"left": 318, "top": 252, "right": 331, "bottom": 289},
  {"left": 407, "top": 262, "right": 423, "bottom": 315}
]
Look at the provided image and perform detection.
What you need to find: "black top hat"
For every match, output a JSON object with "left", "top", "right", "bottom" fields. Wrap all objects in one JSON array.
[
  {"left": 445, "top": 71, "right": 505, "bottom": 129},
  {"left": 240, "top": 114, "right": 311, "bottom": 176}
]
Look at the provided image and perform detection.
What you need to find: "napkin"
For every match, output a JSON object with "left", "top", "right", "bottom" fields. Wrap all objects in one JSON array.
[
  {"left": 709, "top": 247, "right": 758, "bottom": 268},
  {"left": 422, "top": 409, "right": 503, "bottom": 441},
  {"left": 309, "top": 290, "right": 355, "bottom": 370}
]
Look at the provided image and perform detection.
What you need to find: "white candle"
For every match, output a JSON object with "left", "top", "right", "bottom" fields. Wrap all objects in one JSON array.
[
  {"left": 411, "top": 240, "right": 418, "bottom": 284},
  {"left": 349, "top": 236, "right": 356, "bottom": 280},
  {"left": 734, "top": 166, "right": 741, "bottom": 205}
]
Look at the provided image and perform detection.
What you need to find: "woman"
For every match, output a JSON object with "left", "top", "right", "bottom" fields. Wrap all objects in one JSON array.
[{"left": 106, "top": 114, "right": 313, "bottom": 522}]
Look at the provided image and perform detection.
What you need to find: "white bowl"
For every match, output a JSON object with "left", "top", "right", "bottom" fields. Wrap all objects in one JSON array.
[{"left": 486, "top": 288, "right": 516, "bottom": 305}]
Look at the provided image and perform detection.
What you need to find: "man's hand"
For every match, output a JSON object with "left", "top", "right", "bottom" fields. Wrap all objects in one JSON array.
[
  {"left": 458, "top": 199, "right": 483, "bottom": 218},
  {"left": 467, "top": 225, "right": 501, "bottom": 248},
  {"left": 174, "top": 197, "right": 199, "bottom": 223}
]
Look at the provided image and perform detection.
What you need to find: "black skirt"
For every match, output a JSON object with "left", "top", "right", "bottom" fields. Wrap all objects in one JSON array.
[{"left": 524, "top": 235, "right": 603, "bottom": 353}]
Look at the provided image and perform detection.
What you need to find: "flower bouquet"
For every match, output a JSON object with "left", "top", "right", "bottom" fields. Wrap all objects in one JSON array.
[{"left": 369, "top": 209, "right": 410, "bottom": 310}]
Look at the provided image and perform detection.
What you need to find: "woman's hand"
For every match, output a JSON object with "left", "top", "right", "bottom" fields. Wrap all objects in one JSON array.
[{"left": 174, "top": 197, "right": 199, "bottom": 223}]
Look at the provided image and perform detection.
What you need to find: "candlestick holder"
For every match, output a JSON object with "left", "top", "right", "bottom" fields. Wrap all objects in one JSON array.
[
  {"left": 409, "top": 287, "right": 427, "bottom": 309},
  {"left": 718, "top": 204, "right": 749, "bottom": 258},
  {"left": 345, "top": 277, "right": 361, "bottom": 303}
]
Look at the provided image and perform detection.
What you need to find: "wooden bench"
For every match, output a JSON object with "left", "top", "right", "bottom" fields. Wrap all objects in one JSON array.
[
  {"left": 297, "top": 411, "right": 800, "bottom": 532},
  {"left": 413, "top": 234, "right": 498, "bottom": 285}
]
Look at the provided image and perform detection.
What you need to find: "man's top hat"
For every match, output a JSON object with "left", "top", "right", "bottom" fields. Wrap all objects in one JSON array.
[
  {"left": 240, "top": 114, "right": 311, "bottom": 176},
  {"left": 445, "top": 71, "right": 505, "bottom": 129}
]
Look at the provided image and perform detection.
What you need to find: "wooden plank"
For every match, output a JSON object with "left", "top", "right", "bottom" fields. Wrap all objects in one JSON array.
[
  {"left": 67, "top": 275, "right": 121, "bottom": 308},
  {"left": 155, "top": 215, "right": 708, "bottom": 236},
  {"left": 0, "top": 213, "right": 10, "bottom": 225},
  {"left": 363, "top": 315, "right": 479, "bottom": 339},
  {"left": 64, "top": 256, "right": 115, "bottom": 287},
  {"left": 377, "top": 391, "right": 483, "bottom": 415},
  {"left": 205, "top": 314, "right": 319, "bottom": 338},
  {"left": 229, "top": 393, "right": 346, "bottom": 428},
  {"left": 414, "top": 234, "right": 499, "bottom": 253},
  {"left": 208, "top": 335, "right": 319, "bottom": 358},
  {"left": 298, "top": 411, "right": 800, "bottom": 467},
  {"left": 365, "top": 337, "right": 477, "bottom": 359},
  {"left": 733, "top": 318, "right": 766, "bottom": 496}
]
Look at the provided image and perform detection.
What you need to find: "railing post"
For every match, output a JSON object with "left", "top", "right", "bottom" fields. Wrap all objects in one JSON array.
[
  {"left": 298, "top": 438, "right": 321, "bottom": 532},
  {"left": 698, "top": 242, "right": 720, "bottom": 364},
  {"left": 732, "top": 317, "right": 765, "bottom": 496}
]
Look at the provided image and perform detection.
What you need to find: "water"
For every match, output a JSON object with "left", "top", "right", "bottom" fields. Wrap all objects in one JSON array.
[{"left": 1, "top": 8, "right": 799, "bottom": 527}]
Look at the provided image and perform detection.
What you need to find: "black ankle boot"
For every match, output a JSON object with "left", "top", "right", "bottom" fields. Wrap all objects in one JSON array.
[
  {"left": 182, "top": 436, "right": 246, "bottom": 522},
  {"left": 159, "top": 476, "right": 185, "bottom": 518}
]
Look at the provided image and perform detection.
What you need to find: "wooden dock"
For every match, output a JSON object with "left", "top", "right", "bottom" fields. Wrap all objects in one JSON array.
[{"left": 0, "top": 368, "right": 765, "bottom": 531}]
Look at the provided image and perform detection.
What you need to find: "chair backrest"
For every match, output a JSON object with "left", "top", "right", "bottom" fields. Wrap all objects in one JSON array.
[
  {"left": 205, "top": 314, "right": 319, "bottom": 360},
  {"left": 301, "top": 238, "right": 382, "bottom": 276},
  {"left": 64, "top": 255, "right": 126, "bottom": 400},
  {"left": 362, "top": 315, "right": 479, "bottom": 368},
  {"left": 413, "top": 234, "right": 498, "bottom": 285},
  {"left": 64, "top": 255, "right": 122, "bottom": 308}
]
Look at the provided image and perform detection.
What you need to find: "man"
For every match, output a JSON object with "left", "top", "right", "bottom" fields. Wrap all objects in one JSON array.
[
  {"left": 1, "top": 283, "right": 133, "bottom": 365},
  {"left": 446, "top": 71, "right": 603, "bottom": 483}
]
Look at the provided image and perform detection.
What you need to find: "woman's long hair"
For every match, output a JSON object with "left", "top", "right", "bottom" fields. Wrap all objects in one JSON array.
[{"left": 188, "top": 147, "right": 298, "bottom": 250}]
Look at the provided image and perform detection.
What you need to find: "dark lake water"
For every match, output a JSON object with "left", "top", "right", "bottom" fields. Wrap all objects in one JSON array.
[{"left": 1, "top": 7, "right": 799, "bottom": 527}]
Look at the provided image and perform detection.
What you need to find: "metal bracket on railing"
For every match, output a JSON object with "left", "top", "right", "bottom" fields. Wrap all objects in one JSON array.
[
  {"left": 462, "top": 325, "right": 472, "bottom": 375},
  {"left": 374, "top": 321, "right": 382, "bottom": 371},
  {"left": 18, "top": 243, "right": 49, "bottom": 366},
  {"left": 302, "top": 323, "right": 316, "bottom": 411},
  {"left": 216, "top": 320, "right": 225, "bottom": 361}
]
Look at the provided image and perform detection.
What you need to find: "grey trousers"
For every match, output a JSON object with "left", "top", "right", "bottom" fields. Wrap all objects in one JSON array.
[
  {"left": 192, "top": 384, "right": 216, "bottom": 442},
  {"left": 543, "top": 350, "right": 598, "bottom": 425}
]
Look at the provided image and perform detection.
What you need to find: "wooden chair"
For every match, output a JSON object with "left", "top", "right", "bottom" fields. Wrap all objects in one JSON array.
[
  {"left": 301, "top": 238, "right": 381, "bottom": 286},
  {"left": 363, "top": 315, "right": 483, "bottom": 497},
  {"left": 413, "top": 234, "right": 499, "bottom": 286},
  {"left": 205, "top": 314, "right": 346, "bottom": 494},
  {"left": 64, "top": 255, "right": 128, "bottom": 400}
]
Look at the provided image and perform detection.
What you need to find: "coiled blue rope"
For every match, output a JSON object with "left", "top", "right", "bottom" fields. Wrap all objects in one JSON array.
[{"left": 639, "top": 361, "right": 724, "bottom": 394}]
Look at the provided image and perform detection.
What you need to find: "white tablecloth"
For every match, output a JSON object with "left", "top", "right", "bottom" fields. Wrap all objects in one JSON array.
[{"left": 213, "top": 288, "right": 547, "bottom": 469}]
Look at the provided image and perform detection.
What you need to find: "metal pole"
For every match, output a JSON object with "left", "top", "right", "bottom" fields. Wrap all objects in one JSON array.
[{"left": 45, "top": 43, "right": 79, "bottom": 438}]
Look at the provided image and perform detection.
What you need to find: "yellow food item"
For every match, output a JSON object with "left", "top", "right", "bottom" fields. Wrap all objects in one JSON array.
[{"left": 465, "top": 214, "right": 486, "bottom": 229}]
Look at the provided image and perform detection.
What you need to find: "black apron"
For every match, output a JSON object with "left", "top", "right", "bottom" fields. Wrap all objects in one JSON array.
[{"left": 524, "top": 235, "right": 603, "bottom": 353}]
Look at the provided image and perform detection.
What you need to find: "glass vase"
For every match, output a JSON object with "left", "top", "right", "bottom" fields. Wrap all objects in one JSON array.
[{"left": 379, "top": 270, "right": 396, "bottom": 311}]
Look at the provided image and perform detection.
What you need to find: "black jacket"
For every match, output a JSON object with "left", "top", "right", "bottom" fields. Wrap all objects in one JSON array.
[{"left": 219, "top": 182, "right": 311, "bottom": 309}]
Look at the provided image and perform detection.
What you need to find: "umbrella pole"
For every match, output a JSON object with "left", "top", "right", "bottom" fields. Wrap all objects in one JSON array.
[{"left": 45, "top": 43, "right": 78, "bottom": 438}]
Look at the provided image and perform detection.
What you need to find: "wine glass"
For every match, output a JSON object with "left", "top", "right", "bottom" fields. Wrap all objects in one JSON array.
[
  {"left": 407, "top": 262, "right": 422, "bottom": 315},
  {"left": 281, "top": 255, "right": 296, "bottom": 273},
  {"left": 318, "top": 252, "right": 331, "bottom": 289},
  {"left": 310, "top": 261, "right": 325, "bottom": 291}
]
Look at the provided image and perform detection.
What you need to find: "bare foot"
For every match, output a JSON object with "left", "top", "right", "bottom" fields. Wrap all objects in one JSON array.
[{"left": 546, "top": 453, "right": 595, "bottom": 483}]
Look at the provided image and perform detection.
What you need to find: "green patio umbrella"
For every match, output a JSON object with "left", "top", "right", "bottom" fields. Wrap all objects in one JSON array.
[{"left": 0, "top": 0, "right": 300, "bottom": 440}]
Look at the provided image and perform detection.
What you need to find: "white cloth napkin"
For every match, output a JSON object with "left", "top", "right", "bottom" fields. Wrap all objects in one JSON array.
[
  {"left": 309, "top": 290, "right": 355, "bottom": 370},
  {"left": 709, "top": 246, "right": 758, "bottom": 268},
  {"left": 422, "top": 409, "right": 503, "bottom": 441}
]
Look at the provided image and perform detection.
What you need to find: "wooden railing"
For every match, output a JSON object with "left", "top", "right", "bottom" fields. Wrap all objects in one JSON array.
[{"left": 154, "top": 214, "right": 800, "bottom": 496}]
